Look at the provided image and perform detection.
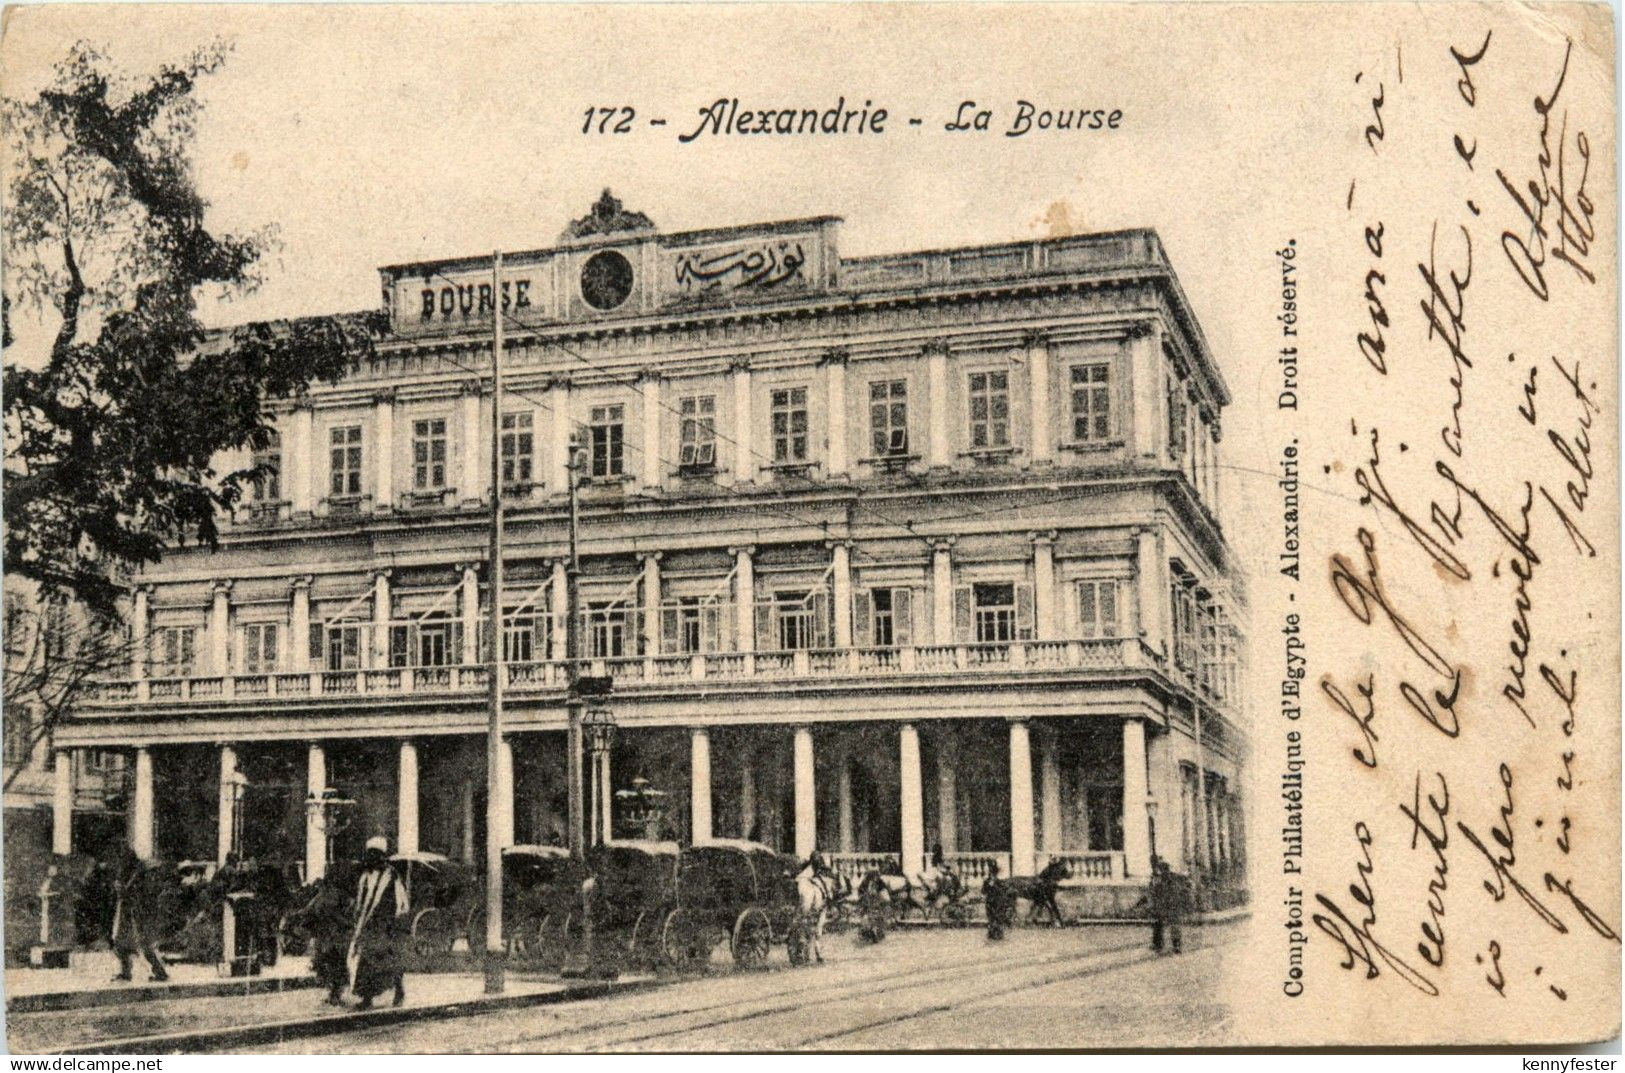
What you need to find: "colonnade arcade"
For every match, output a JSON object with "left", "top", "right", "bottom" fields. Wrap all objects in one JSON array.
[{"left": 51, "top": 713, "right": 1242, "bottom": 886}]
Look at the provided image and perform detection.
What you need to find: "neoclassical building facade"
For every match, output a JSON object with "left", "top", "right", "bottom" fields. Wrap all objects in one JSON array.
[{"left": 59, "top": 193, "right": 1246, "bottom": 902}]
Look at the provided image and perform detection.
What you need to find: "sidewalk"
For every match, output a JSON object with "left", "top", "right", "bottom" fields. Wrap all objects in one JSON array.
[
  {"left": 4, "top": 950, "right": 316, "bottom": 1012},
  {"left": 8, "top": 970, "right": 659, "bottom": 1054}
]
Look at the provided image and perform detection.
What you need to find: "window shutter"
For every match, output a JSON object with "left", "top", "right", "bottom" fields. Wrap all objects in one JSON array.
[
  {"left": 852, "top": 590, "right": 872, "bottom": 647},
  {"left": 309, "top": 622, "right": 323, "bottom": 664},
  {"left": 661, "top": 605, "right": 680, "bottom": 653},
  {"left": 894, "top": 588, "right": 913, "bottom": 647},
  {"left": 953, "top": 586, "right": 973, "bottom": 643},
  {"left": 630, "top": 606, "right": 647, "bottom": 657},
  {"left": 701, "top": 603, "right": 721, "bottom": 653},
  {"left": 810, "top": 591, "right": 830, "bottom": 648},
  {"left": 1079, "top": 582, "right": 1097, "bottom": 638},
  {"left": 754, "top": 601, "right": 775, "bottom": 653},
  {"left": 1102, "top": 582, "right": 1119, "bottom": 638},
  {"left": 390, "top": 624, "right": 410, "bottom": 668},
  {"left": 1015, "top": 582, "right": 1035, "bottom": 639}
]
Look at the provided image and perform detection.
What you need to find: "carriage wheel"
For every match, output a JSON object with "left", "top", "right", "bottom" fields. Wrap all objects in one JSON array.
[
  {"left": 786, "top": 919, "right": 811, "bottom": 966},
  {"left": 411, "top": 908, "right": 455, "bottom": 957},
  {"left": 660, "top": 909, "right": 705, "bottom": 972},
  {"left": 628, "top": 910, "right": 653, "bottom": 961},
  {"left": 731, "top": 908, "right": 772, "bottom": 968}
]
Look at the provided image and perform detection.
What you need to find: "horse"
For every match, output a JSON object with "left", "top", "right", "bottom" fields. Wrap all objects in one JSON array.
[
  {"left": 792, "top": 855, "right": 846, "bottom": 963},
  {"left": 858, "top": 861, "right": 964, "bottom": 920},
  {"left": 1000, "top": 858, "right": 1070, "bottom": 926}
]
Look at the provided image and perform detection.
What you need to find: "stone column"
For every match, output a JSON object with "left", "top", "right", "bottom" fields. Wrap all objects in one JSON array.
[
  {"left": 132, "top": 585, "right": 152, "bottom": 683},
  {"left": 1039, "top": 732, "right": 1062, "bottom": 853},
  {"left": 1136, "top": 528, "right": 1168, "bottom": 658},
  {"left": 690, "top": 728, "right": 712, "bottom": 841},
  {"left": 1130, "top": 321, "right": 1166, "bottom": 463},
  {"left": 1122, "top": 718, "right": 1152, "bottom": 879},
  {"left": 836, "top": 752, "right": 854, "bottom": 853},
  {"left": 549, "top": 560, "right": 568, "bottom": 661},
  {"left": 1031, "top": 531, "right": 1057, "bottom": 641},
  {"left": 640, "top": 368, "right": 662, "bottom": 488},
  {"left": 793, "top": 727, "right": 817, "bottom": 858},
  {"left": 739, "top": 753, "right": 756, "bottom": 839},
  {"left": 287, "top": 404, "right": 314, "bottom": 515},
  {"left": 131, "top": 747, "right": 155, "bottom": 859},
  {"left": 824, "top": 349, "right": 849, "bottom": 477},
  {"left": 218, "top": 745, "right": 239, "bottom": 962},
  {"left": 373, "top": 390, "right": 395, "bottom": 511},
  {"left": 595, "top": 744, "right": 613, "bottom": 844},
  {"left": 640, "top": 553, "right": 662, "bottom": 656},
  {"left": 52, "top": 750, "right": 74, "bottom": 855},
  {"left": 731, "top": 361, "right": 754, "bottom": 480},
  {"left": 492, "top": 737, "right": 515, "bottom": 852},
  {"left": 546, "top": 376, "right": 573, "bottom": 494},
  {"left": 460, "top": 384, "right": 483, "bottom": 504},
  {"left": 397, "top": 740, "right": 420, "bottom": 855},
  {"left": 926, "top": 341, "right": 950, "bottom": 467},
  {"left": 829, "top": 541, "right": 852, "bottom": 648},
  {"left": 305, "top": 742, "right": 327, "bottom": 881},
  {"left": 209, "top": 580, "right": 233, "bottom": 675},
  {"left": 371, "top": 569, "right": 392, "bottom": 668},
  {"left": 899, "top": 724, "right": 924, "bottom": 872},
  {"left": 1008, "top": 720, "right": 1035, "bottom": 876},
  {"left": 460, "top": 775, "right": 475, "bottom": 862},
  {"left": 217, "top": 744, "right": 241, "bottom": 866},
  {"left": 732, "top": 546, "right": 756, "bottom": 652},
  {"left": 290, "top": 577, "right": 312, "bottom": 672},
  {"left": 931, "top": 539, "right": 956, "bottom": 644},
  {"left": 935, "top": 731, "right": 958, "bottom": 854},
  {"left": 1025, "top": 332, "right": 1052, "bottom": 464},
  {"left": 460, "top": 563, "right": 481, "bottom": 665}
]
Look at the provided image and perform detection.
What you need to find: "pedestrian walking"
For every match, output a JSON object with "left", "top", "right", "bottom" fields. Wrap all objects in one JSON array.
[
  {"left": 288, "top": 861, "right": 354, "bottom": 1005},
  {"left": 348, "top": 837, "right": 408, "bottom": 1009},
  {"left": 1145, "top": 856, "right": 1190, "bottom": 955},
  {"left": 983, "top": 860, "right": 1015, "bottom": 941},
  {"left": 111, "top": 845, "right": 169, "bottom": 983}
]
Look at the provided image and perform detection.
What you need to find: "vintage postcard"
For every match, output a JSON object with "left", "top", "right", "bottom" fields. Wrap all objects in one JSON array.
[{"left": 0, "top": 1, "right": 1616, "bottom": 1054}]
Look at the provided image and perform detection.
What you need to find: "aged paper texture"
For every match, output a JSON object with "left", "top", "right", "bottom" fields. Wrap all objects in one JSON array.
[{"left": 0, "top": 1, "right": 1617, "bottom": 1052}]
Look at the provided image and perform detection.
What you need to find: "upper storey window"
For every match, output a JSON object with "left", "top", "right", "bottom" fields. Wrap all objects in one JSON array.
[
  {"left": 1069, "top": 363, "right": 1113, "bottom": 443},
  {"left": 870, "top": 379, "right": 909, "bottom": 457},
  {"left": 413, "top": 419, "right": 448, "bottom": 490},
  {"left": 153, "top": 625, "right": 197, "bottom": 677},
  {"left": 330, "top": 426, "right": 363, "bottom": 497},
  {"left": 589, "top": 404, "right": 625, "bottom": 478},
  {"left": 771, "top": 387, "right": 809, "bottom": 463},
  {"left": 679, "top": 395, "right": 717, "bottom": 469},
  {"left": 501, "top": 412, "right": 534, "bottom": 488},
  {"left": 968, "top": 371, "right": 1011, "bottom": 449},
  {"left": 251, "top": 432, "right": 281, "bottom": 502}
]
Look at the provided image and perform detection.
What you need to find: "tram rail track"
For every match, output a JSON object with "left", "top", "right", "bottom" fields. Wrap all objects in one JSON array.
[{"left": 501, "top": 936, "right": 1156, "bottom": 1052}]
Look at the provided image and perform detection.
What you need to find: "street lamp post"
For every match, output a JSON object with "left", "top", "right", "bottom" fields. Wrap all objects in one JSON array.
[
  {"left": 484, "top": 250, "right": 508, "bottom": 995},
  {"left": 583, "top": 706, "right": 618, "bottom": 845}
]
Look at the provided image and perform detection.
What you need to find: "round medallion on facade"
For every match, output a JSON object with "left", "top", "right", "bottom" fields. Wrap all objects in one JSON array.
[{"left": 580, "top": 249, "right": 635, "bottom": 310}]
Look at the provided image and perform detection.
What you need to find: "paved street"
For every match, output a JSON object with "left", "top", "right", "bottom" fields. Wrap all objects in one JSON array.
[{"left": 224, "top": 921, "right": 1239, "bottom": 1053}]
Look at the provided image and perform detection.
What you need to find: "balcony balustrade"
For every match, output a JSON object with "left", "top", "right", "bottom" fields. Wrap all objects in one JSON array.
[
  {"left": 87, "top": 637, "right": 1173, "bottom": 708},
  {"left": 824, "top": 849, "right": 1124, "bottom": 885}
]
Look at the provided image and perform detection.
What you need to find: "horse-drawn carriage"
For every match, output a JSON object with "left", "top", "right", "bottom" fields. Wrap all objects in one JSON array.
[
  {"left": 582, "top": 840, "right": 680, "bottom": 971},
  {"left": 659, "top": 839, "right": 814, "bottom": 970},
  {"left": 394, "top": 852, "right": 480, "bottom": 957}
]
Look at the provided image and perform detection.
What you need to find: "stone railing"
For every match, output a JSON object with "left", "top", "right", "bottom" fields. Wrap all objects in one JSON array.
[
  {"left": 1038, "top": 851, "right": 1123, "bottom": 883},
  {"left": 827, "top": 852, "right": 899, "bottom": 880},
  {"left": 88, "top": 637, "right": 1163, "bottom": 706}
]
